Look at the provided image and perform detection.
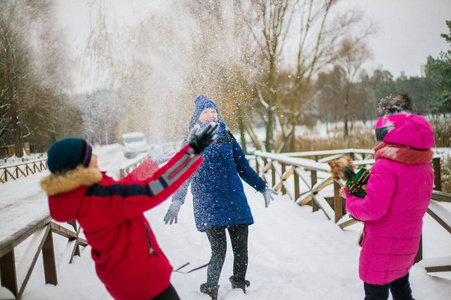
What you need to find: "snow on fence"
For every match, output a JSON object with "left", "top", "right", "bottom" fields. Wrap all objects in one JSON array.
[
  {"left": 0, "top": 214, "right": 87, "bottom": 299},
  {"left": 249, "top": 149, "right": 450, "bottom": 271},
  {"left": 251, "top": 149, "right": 376, "bottom": 224},
  {"left": 0, "top": 159, "right": 47, "bottom": 183}
]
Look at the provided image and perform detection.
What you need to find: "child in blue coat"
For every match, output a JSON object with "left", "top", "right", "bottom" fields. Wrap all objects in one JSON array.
[{"left": 164, "top": 95, "right": 276, "bottom": 299}]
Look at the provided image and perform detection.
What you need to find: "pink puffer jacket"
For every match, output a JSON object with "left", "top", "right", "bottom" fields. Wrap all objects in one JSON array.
[{"left": 346, "top": 114, "right": 434, "bottom": 285}]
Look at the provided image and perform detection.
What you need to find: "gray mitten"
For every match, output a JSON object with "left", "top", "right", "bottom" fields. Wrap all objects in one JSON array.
[
  {"left": 260, "top": 186, "right": 277, "bottom": 208},
  {"left": 164, "top": 200, "right": 182, "bottom": 224}
]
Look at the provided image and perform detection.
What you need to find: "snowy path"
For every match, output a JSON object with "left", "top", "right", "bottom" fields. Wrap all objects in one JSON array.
[
  {"left": 1, "top": 145, "right": 451, "bottom": 299},
  {"left": 0, "top": 173, "right": 49, "bottom": 243}
]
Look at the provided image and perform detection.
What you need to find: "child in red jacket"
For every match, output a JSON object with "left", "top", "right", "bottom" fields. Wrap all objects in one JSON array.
[{"left": 40, "top": 123, "right": 218, "bottom": 300}]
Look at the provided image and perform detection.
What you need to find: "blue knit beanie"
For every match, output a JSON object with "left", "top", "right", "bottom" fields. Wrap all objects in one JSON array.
[
  {"left": 47, "top": 138, "right": 92, "bottom": 173},
  {"left": 189, "top": 95, "right": 219, "bottom": 129}
]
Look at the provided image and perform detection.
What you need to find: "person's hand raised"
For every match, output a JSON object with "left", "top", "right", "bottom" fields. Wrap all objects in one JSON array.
[{"left": 188, "top": 122, "right": 219, "bottom": 154}]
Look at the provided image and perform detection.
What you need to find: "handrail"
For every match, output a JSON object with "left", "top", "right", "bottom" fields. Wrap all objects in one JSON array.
[
  {"left": 0, "top": 214, "right": 51, "bottom": 257},
  {"left": 251, "top": 149, "right": 376, "bottom": 220},
  {"left": 0, "top": 158, "right": 46, "bottom": 167},
  {"left": 254, "top": 150, "right": 331, "bottom": 172},
  {"left": 0, "top": 152, "right": 148, "bottom": 182},
  {"left": 0, "top": 158, "right": 47, "bottom": 183},
  {"left": 281, "top": 148, "right": 375, "bottom": 157},
  {"left": 0, "top": 213, "right": 87, "bottom": 299},
  {"left": 431, "top": 190, "right": 451, "bottom": 203}
]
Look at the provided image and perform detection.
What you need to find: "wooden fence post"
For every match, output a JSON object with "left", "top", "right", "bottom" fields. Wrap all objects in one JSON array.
[
  {"left": 281, "top": 163, "right": 287, "bottom": 194},
  {"left": 334, "top": 181, "right": 343, "bottom": 223},
  {"left": 42, "top": 231, "right": 58, "bottom": 285},
  {"left": 271, "top": 161, "right": 276, "bottom": 187},
  {"left": 255, "top": 157, "right": 260, "bottom": 175},
  {"left": 7, "top": 145, "right": 15, "bottom": 157},
  {"left": 415, "top": 235, "right": 423, "bottom": 263},
  {"left": 0, "top": 249, "right": 18, "bottom": 298},
  {"left": 311, "top": 170, "right": 319, "bottom": 212},
  {"left": 433, "top": 157, "right": 441, "bottom": 191},
  {"left": 68, "top": 220, "right": 80, "bottom": 257},
  {"left": 24, "top": 143, "right": 31, "bottom": 155},
  {"left": 262, "top": 158, "right": 268, "bottom": 183},
  {"left": 294, "top": 168, "right": 300, "bottom": 201}
]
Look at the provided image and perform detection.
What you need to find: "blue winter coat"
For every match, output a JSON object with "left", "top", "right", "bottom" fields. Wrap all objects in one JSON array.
[{"left": 173, "top": 121, "right": 266, "bottom": 231}]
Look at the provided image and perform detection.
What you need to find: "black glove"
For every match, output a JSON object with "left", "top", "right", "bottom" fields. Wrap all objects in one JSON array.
[{"left": 188, "top": 122, "right": 219, "bottom": 154}]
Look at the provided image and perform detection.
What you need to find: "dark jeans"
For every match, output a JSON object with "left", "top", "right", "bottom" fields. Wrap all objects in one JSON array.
[
  {"left": 364, "top": 273, "right": 413, "bottom": 300},
  {"left": 152, "top": 283, "right": 180, "bottom": 300},
  {"left": 204, "top": 224, "right": 249, "bottom": 285}
]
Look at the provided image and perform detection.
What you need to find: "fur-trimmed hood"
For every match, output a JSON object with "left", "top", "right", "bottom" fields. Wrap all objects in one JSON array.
[
  {"left": 40, "top": 166, "right": 103, "bottom": 222},
  {"left": 41, "top": 166, "right": 103, "bottom": 196}
]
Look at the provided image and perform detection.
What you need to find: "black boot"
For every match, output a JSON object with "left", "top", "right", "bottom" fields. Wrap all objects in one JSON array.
[
  {"left": 200, "top": 282, "right": 219, "bottom": 300},
  {"left": 229, "top": 275, "right": 250, "bottom": 294}
]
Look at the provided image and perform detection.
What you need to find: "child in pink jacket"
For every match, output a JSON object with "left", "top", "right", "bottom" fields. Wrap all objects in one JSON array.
[{"left": 345, "top": 94, "right": 434, "bottom": 300}]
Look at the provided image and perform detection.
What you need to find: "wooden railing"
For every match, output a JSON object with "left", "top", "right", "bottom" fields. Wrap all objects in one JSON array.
[
  {"left": 251, "top": 149, "right": 379, "bottom": 223},
  {"left": 249, "top": 149, "right": 450, "bottom": 272},
  {"left": 0, "top": 159, "right": 47, "bottom": 183},
  {"left": 0, "top": 152, "right": 146, "bottom": 183},
  {"left": 0, "top": 214, "right": 87, "bottom": 299}
]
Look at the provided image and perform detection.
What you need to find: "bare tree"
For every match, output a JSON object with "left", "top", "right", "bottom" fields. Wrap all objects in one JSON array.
[
  {"left": 0, "top": 0, "right": 74, "bottom": 156},
  {"left": 240, "top": 0, "right": 374, "bottom": 151},
  {"left": 241, "top": 0, "right": 296, "bottom": 152},
  {"left": 286, "top": 1, "right": 376, "bottom": 150},
  {"left": 0, "top": 1, "right": 32, "bottom": 156},
  {"left": 335, "top": 37, "right": 371, "bottom": 136}
]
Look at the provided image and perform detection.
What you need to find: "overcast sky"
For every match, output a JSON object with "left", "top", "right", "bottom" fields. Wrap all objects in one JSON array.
[
  {"left": 340, "top": 0, "right": 451, "bottom": 77},
  {"left": 55, "top": 0, "right": 451, "bottom": 82}
]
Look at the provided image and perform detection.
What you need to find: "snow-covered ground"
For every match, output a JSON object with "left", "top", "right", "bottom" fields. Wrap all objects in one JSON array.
[{"left": 1, "top": 144, "right": 451, "bottom": 299}]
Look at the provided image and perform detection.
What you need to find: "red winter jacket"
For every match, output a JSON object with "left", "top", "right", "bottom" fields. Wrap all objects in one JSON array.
[{"left": 41, "top": 145, "right": 202, "bottom": 300}]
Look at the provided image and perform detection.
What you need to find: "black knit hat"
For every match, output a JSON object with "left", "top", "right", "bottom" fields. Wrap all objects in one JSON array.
[{"left": 47, "top": 138, "right": 92, "bottom": 173}]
